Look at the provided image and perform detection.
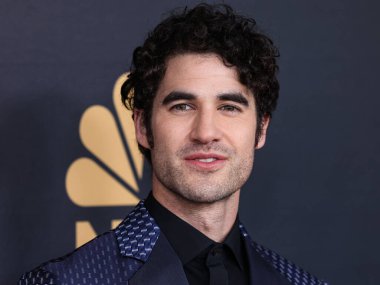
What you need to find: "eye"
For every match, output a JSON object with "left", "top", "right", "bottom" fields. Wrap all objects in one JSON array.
[
  {"left": 170, "top": 103, "right": 193, "bottom": 112},
  {"left": 219, "top": 105, "right": 241, "bottom": 113}
]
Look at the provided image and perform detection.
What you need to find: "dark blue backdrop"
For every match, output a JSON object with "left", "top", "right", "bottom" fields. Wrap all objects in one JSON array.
[{"left": 1, "top": 1, "right": 379, "bottom": 284}]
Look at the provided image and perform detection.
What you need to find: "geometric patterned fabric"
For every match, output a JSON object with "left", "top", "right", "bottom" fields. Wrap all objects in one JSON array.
[
  {"left": 18, "top": 232, "right": 143, "bottom": 285},
  {"left": 19, "top": 201, "right": 328, "bottom": 285},
  {"left": 114, "top": 200, "right": 160, "bottom": 262}
]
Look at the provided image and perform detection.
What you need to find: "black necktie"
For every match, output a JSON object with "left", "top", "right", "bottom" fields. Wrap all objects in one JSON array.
[{"left": 206, "top": 244, "right": 228, "bottom": 285}]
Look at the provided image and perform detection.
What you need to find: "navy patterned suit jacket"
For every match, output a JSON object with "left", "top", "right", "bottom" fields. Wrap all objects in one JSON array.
[{"left": 19, "top": 201, "right": 327, "bottom": 285}]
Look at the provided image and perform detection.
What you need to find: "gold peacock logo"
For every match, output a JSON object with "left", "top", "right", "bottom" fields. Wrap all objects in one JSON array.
[{"left": 65, "top": 73, "right": 145, "bottom": 247}]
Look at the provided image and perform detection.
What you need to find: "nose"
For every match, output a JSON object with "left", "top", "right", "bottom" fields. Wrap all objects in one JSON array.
[{"left": 189, "top": 109, "right": 222, "bottom": 144}]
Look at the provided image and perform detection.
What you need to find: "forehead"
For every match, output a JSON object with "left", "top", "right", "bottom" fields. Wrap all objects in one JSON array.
[{"left": 156, "top": 53, "right": 253, "bottom": 100}]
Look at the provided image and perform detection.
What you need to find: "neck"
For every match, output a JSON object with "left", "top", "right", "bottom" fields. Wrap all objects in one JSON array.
[{"left": 151, "top": 186, "right": 240, "bottom": 243}]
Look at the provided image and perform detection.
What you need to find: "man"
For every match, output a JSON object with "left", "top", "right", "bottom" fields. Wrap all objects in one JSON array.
[{"left": 19, "top": 4, "right": 327, "bottom": 285}]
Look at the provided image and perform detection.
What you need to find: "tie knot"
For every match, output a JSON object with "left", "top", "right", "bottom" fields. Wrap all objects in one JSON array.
[
  {"left": 206, "top": 244, "right": 225, "bottom": 267},
  {"left": 206, "top": 244, "right": 229, "bottom": 285}
]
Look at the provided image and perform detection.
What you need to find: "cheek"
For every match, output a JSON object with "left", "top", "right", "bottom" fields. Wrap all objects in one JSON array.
[
  {"left": 224, "top": 119, "right": 256, "bottom": 151},
  {"left": 151, "top": 115, "right": 189, "bottom": 150},
  {"left": 236, "top": 131, "right": 256, "bottom": 154}
]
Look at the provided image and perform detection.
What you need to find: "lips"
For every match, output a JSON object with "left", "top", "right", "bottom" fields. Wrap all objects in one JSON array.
[{"left": 184, "top": 153, "right": 227, "bottom": 171}]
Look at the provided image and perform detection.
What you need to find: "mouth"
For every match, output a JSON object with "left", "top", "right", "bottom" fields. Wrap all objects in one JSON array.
[{"left": 183, "top": 153, "right": 227, "bottom": 171}]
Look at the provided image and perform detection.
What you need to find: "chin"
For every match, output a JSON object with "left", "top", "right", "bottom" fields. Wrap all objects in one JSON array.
[{"left": 172, "top": 186, "right": 238, "bottom": 204}]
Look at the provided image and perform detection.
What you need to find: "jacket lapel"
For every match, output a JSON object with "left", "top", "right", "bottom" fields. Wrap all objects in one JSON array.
[
  {"left": 129, "top": 231, "right": 189, "bottom": 285},
  {"left": 243, "top": 237, "right": 291, "bottom": 285},
  {"left": 239, "top": 224, "right": 291, "bottom": 285},
  {"left": 114, "top": 201, "right": 188, "bottom": 285}
]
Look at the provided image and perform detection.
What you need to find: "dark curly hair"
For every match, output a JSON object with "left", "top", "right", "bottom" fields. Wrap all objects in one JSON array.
[{"left": 121, "top": 3, "right": 279, "bottom": 162}]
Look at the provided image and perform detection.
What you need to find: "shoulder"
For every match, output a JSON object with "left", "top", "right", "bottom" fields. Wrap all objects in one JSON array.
[
  {"left": 18, "top": 230, "right": 143, "bottom": 285},
  {"left": 18, "top": 201, "right": 158, "bottom": 284}
]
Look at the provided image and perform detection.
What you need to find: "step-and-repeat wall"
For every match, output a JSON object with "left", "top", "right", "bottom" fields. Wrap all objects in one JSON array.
[{"left": 1, "top": 1, "right": 379, "bottom": 284}]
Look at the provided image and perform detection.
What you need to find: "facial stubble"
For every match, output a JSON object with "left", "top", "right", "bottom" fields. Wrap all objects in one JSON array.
[{"left": 151, "top": 142, "right": 255, "bottom": 204}]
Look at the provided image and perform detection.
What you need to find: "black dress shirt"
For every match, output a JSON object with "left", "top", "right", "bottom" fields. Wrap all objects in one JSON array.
[{"left": 144, "top": 193, "right": 250, "bottom": 285}]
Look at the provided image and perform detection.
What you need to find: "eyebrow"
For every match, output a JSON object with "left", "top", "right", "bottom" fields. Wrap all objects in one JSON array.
[
  {"left": 217, "top": 93, "right": 249, "bottom": 107},
  {"left": 162, "top": 92, "right": 196, "bottom": 105},
  {"left": 161, "top": 91, "right": 249, "bottom": 106}
]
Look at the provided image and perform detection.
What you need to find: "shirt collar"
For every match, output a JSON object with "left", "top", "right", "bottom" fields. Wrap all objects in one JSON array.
[
  {"left": 224, "top": 215, "right": 246, "bottom": 270},
  {"left": 144, "top": 192, "right": 245, "bottom": 270}
]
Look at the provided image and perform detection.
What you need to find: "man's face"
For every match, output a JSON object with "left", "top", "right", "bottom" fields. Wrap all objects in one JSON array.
[{"left": 135, "top": 53, "right": 268, "bottom": 203}]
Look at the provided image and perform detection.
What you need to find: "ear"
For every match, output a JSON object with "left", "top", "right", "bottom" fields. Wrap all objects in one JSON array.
[
  {"left": 133, "top": 109, "right": 150, "bottom": 149},
  {"left": 255, "top": 115, "right": 270, "bottom": 149}
]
